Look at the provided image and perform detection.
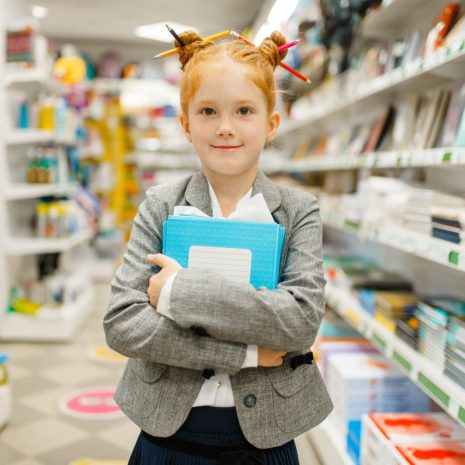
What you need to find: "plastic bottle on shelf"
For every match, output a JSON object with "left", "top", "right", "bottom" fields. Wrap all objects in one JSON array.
[
  {"left": 0, "top": 354, "right": 11, "bottom": 431},
  {"left": 36, "top": 202, "right": 49, "bottom": 238},
  {"left": 38, "top": 95, "right": 55, "bottom": 131}
]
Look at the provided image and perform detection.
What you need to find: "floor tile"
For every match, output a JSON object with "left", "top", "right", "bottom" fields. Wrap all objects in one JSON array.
[
  {"left": 35, "top": 437, "right": 130, "bottom": 465},
  {"left": 0, "top": 442, "right": 26, "bottom": 465},
  {"left": 0, "top": 417, "right": 89, "bottom": 457},
  {"left": 7, "top": 403, "right": 44, "bottom": 428},
  {"left": 40, "top": 363, "right": 112, "bottom": 387},
  {"left": 10, "top": 375, "right": 58, "bottom": 398},
  {"left": 8, "top": 460, "right": 45, "bottom": 465},
  {"left": 96, "top": 420, "right": 141, "bottom": 452}
]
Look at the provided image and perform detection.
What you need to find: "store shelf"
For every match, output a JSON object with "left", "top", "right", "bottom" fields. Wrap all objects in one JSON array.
[
  {"left": 360, "top": 0, "right": 442, "bottom": 40},
  {"left": 285, "top": 147, "right": 465, "bottom": 173},
  {"left": 307, "top": 413, "right": 354, "bottom": 465},
  {"left": 279, "top": 39, "right": 465, "bottom": 136},
  {"left": 5, "top": 130, "right": 77, "bottom": 146},
  {"left": 325, "top": 281, "right": 465, "bottom": 428},
  {"left": 322, "top": 212, "right": 465, "bottom": 272},
  {"left": 5, "top": 183, "right": 78, "bottom": 200},
  {"left": 0, "top": 286, "right": 94, "bottom": 342},
  {"left": 3, "top": 66, "right": 50, "bottom": 87},
  {"left": 5, "top": 229, "right": 93, "bottom": 256},
  {"left": 5, "top": 130, "right": 54, "bottom": 145}
]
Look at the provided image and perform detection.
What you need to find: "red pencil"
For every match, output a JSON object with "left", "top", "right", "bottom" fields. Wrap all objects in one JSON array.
[
  {"left": 278, "top": 39, "right": 302, "bottom": 52},
  {"left": 229, "top": 31, "right": 310, "bottom": 83}
]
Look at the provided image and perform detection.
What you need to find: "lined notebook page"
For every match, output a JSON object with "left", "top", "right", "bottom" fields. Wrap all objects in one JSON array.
[{"left": 188, "top": 246, "right": 251, "bottom": 284}]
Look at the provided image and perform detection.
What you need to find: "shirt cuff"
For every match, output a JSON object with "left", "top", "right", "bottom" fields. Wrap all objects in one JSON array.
[
  {"left": 241, "top": 344, "right": 258, "bottom": 368},
  {"left": 156, "top": 272, "right": 178, "bottom": 321}
]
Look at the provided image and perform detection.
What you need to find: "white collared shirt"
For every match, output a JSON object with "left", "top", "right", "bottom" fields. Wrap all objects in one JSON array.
[{"left": 156, "top": 181, "right": 258, "bottom": 407}]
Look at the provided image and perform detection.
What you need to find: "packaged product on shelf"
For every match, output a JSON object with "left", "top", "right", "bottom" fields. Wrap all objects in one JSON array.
[
  {"left": 0, "top": 354, "right": 11, "bottom": 431},
  {"left": 362, "top": 412, "right": 465, "bottom": 465},
  {"left": 327, "top": 352, "right": 431, "bottom": 464}
]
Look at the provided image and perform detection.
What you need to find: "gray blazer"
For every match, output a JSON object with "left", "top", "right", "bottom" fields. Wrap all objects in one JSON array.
[{"left": 104, "top": 171, "right": 333, "bottom": 449}]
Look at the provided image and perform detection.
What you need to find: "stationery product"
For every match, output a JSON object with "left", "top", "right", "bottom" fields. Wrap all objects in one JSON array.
[
  {"left": 229, "top": 31, "right": 311, "bottom": 83},
  {"left": 362, "top": 413, "right": 465, "bottom": 465},
  {"left": 154, "top": 30, "right": 231, "bottom": 59},
  {"left": 278, "top": 39, "right": 302, "bottom": 52},
  {"left": 166, "top": 24, "right": 185, "bottom": 46},
  {"left": 162, "top": 215, "right": 285, "bottom": 289}
]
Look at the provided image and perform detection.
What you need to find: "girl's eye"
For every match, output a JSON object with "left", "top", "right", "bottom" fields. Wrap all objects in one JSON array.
[
  {"left": 238, "top": 107, "right": 253, "bottom": 116},
  {"left": 201, "top": 107, "right": 216, "bottom": 116}
]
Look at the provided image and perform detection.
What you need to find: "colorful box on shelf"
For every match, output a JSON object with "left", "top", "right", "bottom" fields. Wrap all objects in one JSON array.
[{"left": 162, "top": 216, "right": 285, "bottom": 289}]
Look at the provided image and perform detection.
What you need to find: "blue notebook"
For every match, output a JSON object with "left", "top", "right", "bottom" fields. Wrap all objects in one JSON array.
[{"left": 162, "top": 215, "right": 285, "bottom": 289}]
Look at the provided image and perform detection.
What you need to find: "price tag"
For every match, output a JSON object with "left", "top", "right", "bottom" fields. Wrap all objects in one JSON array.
[
  {"left": 345, "top": 309, "right": 361, "bottom": 329},
  {"left": 458, "top": 252, "right": 465, "bottom": 270}
]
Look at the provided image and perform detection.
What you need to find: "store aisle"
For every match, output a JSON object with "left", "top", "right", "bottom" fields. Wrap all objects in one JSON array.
[{"left": 0, "top": 283, "right": 320, "bottom": 465}]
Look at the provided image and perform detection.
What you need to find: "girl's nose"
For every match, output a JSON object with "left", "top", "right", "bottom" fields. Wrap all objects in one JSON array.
[{"left": 216, "top": 120, "right": 235, "bottom": 136}]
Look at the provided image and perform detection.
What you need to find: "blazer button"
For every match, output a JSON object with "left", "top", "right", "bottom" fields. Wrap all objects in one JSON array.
[
  {"left": 244, "top": 394, "right": 256, "bottom": 408},
  {"left": 191, "top": 325, "right": 208, "bottom": 337}
]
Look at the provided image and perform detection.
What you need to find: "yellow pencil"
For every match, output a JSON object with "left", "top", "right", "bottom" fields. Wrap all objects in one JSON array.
[{"left": 154, "top": 30, "right": 231, "bottom": 59}]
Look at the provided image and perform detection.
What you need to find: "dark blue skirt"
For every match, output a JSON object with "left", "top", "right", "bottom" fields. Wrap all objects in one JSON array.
[{"left": 128, "top": 406, "right": 299, "bottom": 464}]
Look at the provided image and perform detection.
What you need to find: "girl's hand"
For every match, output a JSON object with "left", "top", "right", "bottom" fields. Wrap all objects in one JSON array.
[
  {"left": 147, "top": 254, "right": 182, "bottom": 307},
  {"left": 258, "top": 347, "right": 287, "bottom": 367}
]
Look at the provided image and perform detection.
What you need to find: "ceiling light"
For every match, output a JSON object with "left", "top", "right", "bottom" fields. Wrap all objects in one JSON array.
[
  {"left": 253, "top": 23, "right": 276, "bottom": 45},
  {"left": 267, "top": 0, "right": 299, "bottom": 25},
  {"left": 134, "top": 22, "right": 198, "bottom": 42},
  {"left": 32, "top": 5, "right": 48, "bottom": 19}
]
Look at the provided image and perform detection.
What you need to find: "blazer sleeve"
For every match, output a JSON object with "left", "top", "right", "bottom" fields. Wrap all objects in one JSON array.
[
  {"left": 169, "top": 194, "right": 326, "bottom": 353},
  {"left": 103, "top": 192, "right": 248, "bottom": 375}
]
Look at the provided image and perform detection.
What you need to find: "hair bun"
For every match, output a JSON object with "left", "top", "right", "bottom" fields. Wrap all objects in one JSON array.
[
  {"left": 258, "top": 31, "right": 288, "bottom": 70},
  {"left": 176, "top": 31, "right": 214, "bottom": 70}
]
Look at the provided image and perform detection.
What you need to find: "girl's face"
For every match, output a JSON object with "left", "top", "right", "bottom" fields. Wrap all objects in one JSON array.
[{"left": 180, "top": 60, "right": 280, "bottom": 180}]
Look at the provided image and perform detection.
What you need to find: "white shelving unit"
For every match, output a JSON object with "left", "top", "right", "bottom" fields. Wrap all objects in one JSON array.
[
  {"left": 308, "top": 413, "right": 354, "bottom": 465},
  {"left": 4, "top": 229, "right": 93, "bottom": 256},
  {"left": 279, "top": 39, "right": 465, "bottom": 136},
  {"left": 285, "top": 2, "right": 465, "bottom": 464},
  {"left": 0, "top": 286, "right": 94, "bottom": 342},
  {"left": 5, "top": 182, "right": 78, "bottom": 200},
  {"left": 325, "top": 282, "right": 465, "bottom": 428},
  {"left": 0, "top": 0, "right": 95, "bottom": 341},
  {"left": 321, "top": 211, "right": 465, "bottom": 272},
  {"left": 284, "top": 147, "right": 465, "bottom": 173}
]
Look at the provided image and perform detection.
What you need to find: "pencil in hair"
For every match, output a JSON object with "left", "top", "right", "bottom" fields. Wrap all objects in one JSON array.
[
  {"left": 230, "top": 31, "right": 310, "bottom": 83},
  {"left": 166, "top": 24, "right": 185, "bottom": 46},
  {"left": 154, "top": 30, "right": 230, "bottom": 59},
  {"left": 278, "top": 39, "right": 302, "bottom": 52}
]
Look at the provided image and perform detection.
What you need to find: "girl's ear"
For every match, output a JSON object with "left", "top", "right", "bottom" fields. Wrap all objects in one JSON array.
[
  {"left": 266, "top": 111, "right": 280, "bottom": 143},
  {"left": 179, "top": 114, "right": 192, "bottom": 142}
]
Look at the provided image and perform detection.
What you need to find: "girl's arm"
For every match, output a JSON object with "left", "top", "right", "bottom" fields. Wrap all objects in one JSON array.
[
  {"left": 168, "top": 193, "right": 326, "bottom": 354},
  {"left": 103, "top": 195, "right": 248, "bottom": 375}
]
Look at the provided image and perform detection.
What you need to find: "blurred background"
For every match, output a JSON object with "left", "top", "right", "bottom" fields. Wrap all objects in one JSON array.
[{"left": 1, "top": 1, "right": 465, "bottom": 464}]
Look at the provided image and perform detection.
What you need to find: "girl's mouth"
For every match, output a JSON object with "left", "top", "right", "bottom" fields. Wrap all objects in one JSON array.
[{"left": 211, "top": 145, "right": 243, "bottom": 152}]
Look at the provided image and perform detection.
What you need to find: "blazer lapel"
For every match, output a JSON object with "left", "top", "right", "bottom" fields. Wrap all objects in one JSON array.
[
  {"left": 184, "top": 171, "right": 214, "bottom": 216},
  {"left": 252, "top": 171, "right": 281, "bottom": 214}
]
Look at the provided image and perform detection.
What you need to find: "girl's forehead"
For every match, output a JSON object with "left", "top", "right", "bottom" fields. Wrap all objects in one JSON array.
[{"left": 192, "top": 62, "right": 263, "bottom": 100}]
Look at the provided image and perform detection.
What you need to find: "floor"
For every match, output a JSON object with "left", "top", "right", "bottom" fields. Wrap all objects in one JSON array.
[{"left": 0, "top": 282, "right": 321, "bottom": 465}]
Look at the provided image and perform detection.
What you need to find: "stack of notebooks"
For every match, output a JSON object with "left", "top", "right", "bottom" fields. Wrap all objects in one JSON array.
[
  {"left": 323, "top": 255, "right": 413, "bottom": 293},
  {"left": 358, "top": 291, "right": 418, "bottom": 334},
  {"left": 362, "top": 412, "right": 465, "bottom": 465},
  {"left": 327, "top": 352, "right": 431, "bottom": 463},
  {"left": 395, "top": 316, "right": 421, "bottom": 351},
  {"left": 417, "top": 299, "right": 465, "bottom": 373},
  {"left": 402, "top": 188, "right": 465, "bottom": 244},
  {"left": 162, "top": 215, "right": 285, "bottom": 290},
  {"left": 445, "top": 315, "right": 465, "bottom": 386}
]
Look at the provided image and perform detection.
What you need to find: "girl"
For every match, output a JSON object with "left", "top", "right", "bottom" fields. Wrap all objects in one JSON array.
[{"left": 104, "top": 30, "right": 332, "bottom": 465}]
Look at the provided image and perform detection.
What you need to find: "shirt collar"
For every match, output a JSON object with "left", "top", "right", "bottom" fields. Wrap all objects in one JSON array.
[{"left": 207, "top": 181, "right": 252, "bottom": 218}]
